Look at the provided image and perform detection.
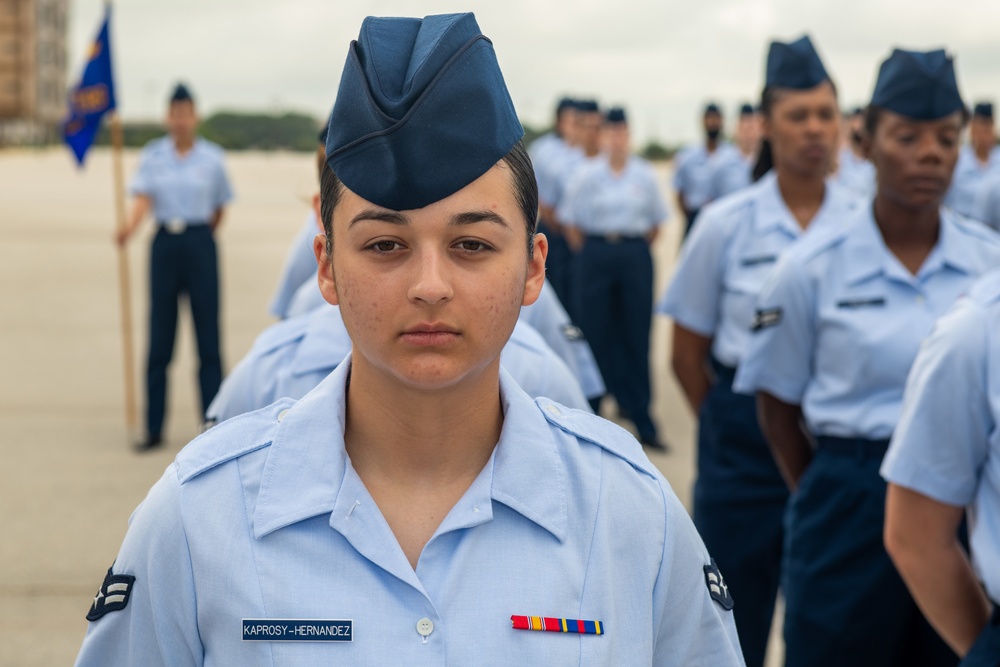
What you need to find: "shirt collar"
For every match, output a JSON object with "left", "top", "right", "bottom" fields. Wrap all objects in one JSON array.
[
  {"left": 252, "top": 356, "right": 568, "bottom": 542},
  {"left": 754, "top": 172, "right": 856, "bottom": 237},
  {"left": 842, "top": 205, "right": 977, "bottom": 286},
  {"left": 290, "top": 306, "right": 353, "bottom": 376}
]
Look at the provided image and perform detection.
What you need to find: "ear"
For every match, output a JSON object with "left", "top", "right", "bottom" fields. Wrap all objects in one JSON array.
[
  {"left": 314, "top": 234, "right": 339, "bottom": 306},
  {"left": 522, "top": 233, "right": 548, "bottom": 307}
]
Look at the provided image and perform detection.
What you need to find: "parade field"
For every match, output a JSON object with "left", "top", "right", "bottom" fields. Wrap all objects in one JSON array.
[{"left": 0, "top": 148, "right": 779, "bottom": 665}]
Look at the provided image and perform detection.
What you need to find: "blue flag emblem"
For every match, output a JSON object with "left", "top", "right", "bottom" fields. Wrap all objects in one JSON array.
[{"left": 62, "top": 8, "right": 116, "bottom": 165}]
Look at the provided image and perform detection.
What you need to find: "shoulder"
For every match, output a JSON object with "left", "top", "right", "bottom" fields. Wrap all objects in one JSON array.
[
  {"left": 246, "top": 313, "right": 311, "bottom": 358},
  {"left": 174, "top": 399, "right": 293, "bottom": 484},
  {"left": 965, "top": 269, "right": 1000, "bottom": 310},
  {"left": 538, "top": 400, "right": 664, "bottom": 485},
  {"left": 784, "top": 208, "right": 856, "bottom": 268},
  {"left": 195, "top": 138, "right": 226, "bottom": 157},
  {"left": 946, "top": 209, "right": 1000, "bottom": 246},
  {"left": 139, "top": 136, "right": 170, "bottom": 158},
  {"left": 691, "top": 181, "right": 762, "bottom": 237}
]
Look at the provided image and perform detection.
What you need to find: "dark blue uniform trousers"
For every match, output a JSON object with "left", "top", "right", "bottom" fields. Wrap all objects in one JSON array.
[
  {"left": 783, "top": 437, "right": 958, "bottom": 667},
  {"left": 962, "top": 607, "right": 1000, "bottom": 667},
  {"left": 693, "top": 358, "right": 788, "bottom": 667},
  {"left": 146, "top": 226, "right": 221, "bottom": 437},
  {"left": 573, "top": 236, "right": 657, "bottom": 440},
  {"left": 538, "top": 219, "right": 575, "bottom": 319}
]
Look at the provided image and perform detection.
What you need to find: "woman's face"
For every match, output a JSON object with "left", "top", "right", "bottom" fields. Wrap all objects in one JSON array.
[
  {"left": 317, "top": 163, "right": 547, "bottom": 391},
  {"left": 764, "top": 81, "right": 839, "bottom": 178},
  {"left": 866, "top": 109, "right": 963, "bottom": 211}
]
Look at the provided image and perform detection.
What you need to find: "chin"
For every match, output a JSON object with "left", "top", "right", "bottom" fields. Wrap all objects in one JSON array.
[{"left": 386, "top": 353, "right": 497, "bottom": 392}]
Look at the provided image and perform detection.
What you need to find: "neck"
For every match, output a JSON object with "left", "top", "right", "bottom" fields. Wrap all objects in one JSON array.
[
  {"left": 584, "top": 147, "right": 600, "bottom": 158},
  {"left": 609, "top": 153, "right": 627, "bottom": 172},
  {"left": 173, "top": 135, "right": 194, "bottom": 153},
  {"left": 872, "top": 194, "right": 940, "bottom": 246},
  {"left": 344, "top": 355, "right": 503, "bottom": 488},
  {"left": 975, "top": 144, "right": 992, "bottom": 162},
  {"left": 706, "top": 138, "right": 718, "bottom": 151},
  {"left": 775, "top": 167, "right": 826, "bottom": 228}
]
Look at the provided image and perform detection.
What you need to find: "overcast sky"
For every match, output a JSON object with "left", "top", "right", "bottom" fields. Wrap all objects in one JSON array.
[{"left": 68, "top": 0, "right": 1000, "bottom": 146}]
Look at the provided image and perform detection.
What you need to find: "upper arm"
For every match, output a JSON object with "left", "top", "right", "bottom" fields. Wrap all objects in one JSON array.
[
  {"left": 732, "top": 256, "right": 817, "bottom": 401},
  {"left": 75, "top": 469, "right": 202, "bottom": 667},
  {"left": 652, "top": 483, "right": 744, "bottom": 666}
]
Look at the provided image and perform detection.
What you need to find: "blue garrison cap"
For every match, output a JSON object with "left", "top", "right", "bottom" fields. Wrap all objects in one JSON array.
[
  {"left": 739, "top": 103, "right": 755, "bottom": 116},
  {"left": 604, "top": 107, "right": 627, "bottom": 124},
  {"left": 575, "top": 99, "right": 600, "bottom": 113},
  {"left": 766, "top": 35, "right": 829, "bottom": 89},
  {"left": 170, "top": 83, "right": 193, "bottom": 104},
  {"left": 325, "top": 13, "right": 523, "bottom": 211},
  {"left": 870, "top": 49, "right": 964, "bottom": 120},
  {"left": 557, "top": 97, "right": 577, "bottom": 114},
  {"left": 974, "top": 102, "right": 993, "bottom": 118},
  {"left": 704, "top": 102, "right": 721, "bottom": 115}
]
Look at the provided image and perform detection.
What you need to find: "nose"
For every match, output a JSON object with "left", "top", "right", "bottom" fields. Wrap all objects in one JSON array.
[
  {"left": 407, "top": 247, "right": 454, "bottom": 305},
  {"left": 916, "top": 131, "right": 945, "bottom": 164}
]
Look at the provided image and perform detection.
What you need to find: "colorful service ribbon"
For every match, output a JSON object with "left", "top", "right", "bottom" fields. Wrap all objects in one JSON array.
[{"left": 511, "top": 615, "right": 604, "bottom": 635}]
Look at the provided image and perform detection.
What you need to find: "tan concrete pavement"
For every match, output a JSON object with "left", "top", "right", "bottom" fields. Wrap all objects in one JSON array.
[{"left": 0, "top": 148, "right": 780, "bottom": 666}]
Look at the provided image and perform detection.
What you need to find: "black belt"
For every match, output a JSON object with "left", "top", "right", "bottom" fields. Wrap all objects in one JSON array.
[
  {"left": 585, "top": 233, "right": 645, "bottom": 244},
  {"left": 815, "top": 435, "right": 890, "bottom": 459},
  {"left": 709, "top": 356, "right": 737, "bottom": 383},
  {"left": 156, "top": 219, "right": 209, "bottom": 234}
]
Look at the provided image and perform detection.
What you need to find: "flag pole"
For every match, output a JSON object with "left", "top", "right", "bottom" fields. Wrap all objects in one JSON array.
[{"left": 110, "top": 111, "right": 138, "bottom": 435}]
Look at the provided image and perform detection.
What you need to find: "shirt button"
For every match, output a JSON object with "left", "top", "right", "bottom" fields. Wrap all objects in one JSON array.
[
  {"left": 277, "top": 409, "right": 290, "bottom": 422},
  {"left": 416, "top": 617, "right": 434, "bottom": 637},
  {"left": 915, "top": 295, "right": 925, "bottom": 304}
]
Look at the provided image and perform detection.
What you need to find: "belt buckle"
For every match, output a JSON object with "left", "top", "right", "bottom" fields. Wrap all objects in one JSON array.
[
  {"left": 165, "top": 219, "right": 186, "bottom": 234},
  {"left": 605, "top": 232, "right": 621, "bottom": 244}
]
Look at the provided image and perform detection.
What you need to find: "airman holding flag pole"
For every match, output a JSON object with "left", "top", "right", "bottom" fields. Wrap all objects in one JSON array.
[{"left": 62, "top": 3, "right": 138, "bottom": 439}]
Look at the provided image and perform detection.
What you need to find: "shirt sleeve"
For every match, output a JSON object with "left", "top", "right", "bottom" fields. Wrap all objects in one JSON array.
[
  {"left": 657, "top": 204, "right": 732, "bottom": 336},
  {"left": 129, "top": 145, "right": 156, "bottom": 197},
  {"left": 672, "top": 151, "right": 688, "bottom": 191},
  {"left": 75, "top": 468, "right": 203, "bottom": 667},
  {"left": 881, "top": 297, "right": 993, "bottom": 506},
  {"left": 647, "top": 168, "right": 669, "bottom": 226},
  {"left": 732, "top": 254, "right": 816, "bottom": 401},
  {"left": 652, "top": 482, "right": 745, "bottom": 666},
  {"left": 213, "top": 151, "right": 234, "bottom": 209},
  {"left": 557, "top": 167, "right": 589, "bottom": 229}
]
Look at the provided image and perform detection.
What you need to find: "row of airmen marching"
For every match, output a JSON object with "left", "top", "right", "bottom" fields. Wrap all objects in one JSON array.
[{"left": 81, "top": 15, "right": 999, "bottom": 667}]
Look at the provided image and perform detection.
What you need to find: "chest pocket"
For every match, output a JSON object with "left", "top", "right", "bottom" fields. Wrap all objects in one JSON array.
[{"left": 723, "top": 254, "right": 778, "bottom": 296}]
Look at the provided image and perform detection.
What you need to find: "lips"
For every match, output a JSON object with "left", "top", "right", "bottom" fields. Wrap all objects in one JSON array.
[{"left": 400, "top": 323, "right": 460, "bottom": 346}]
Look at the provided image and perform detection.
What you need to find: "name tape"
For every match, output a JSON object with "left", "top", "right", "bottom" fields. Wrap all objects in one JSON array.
[{"left": 242, "top": 619, "right": 353, "bottom": 642}]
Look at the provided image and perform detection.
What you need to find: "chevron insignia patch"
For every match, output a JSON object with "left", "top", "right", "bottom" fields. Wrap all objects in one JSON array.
[
  {"left": 86, "top": 566, "right": 136, "bottom": 621},
  {"left": 704, "top": 559, "right": 734, "bottom": 611}
]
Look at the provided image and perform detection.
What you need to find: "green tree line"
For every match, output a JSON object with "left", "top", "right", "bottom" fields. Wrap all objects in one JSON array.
[{"left": 95, "top": 111, "right": 678, "bottom": 160}]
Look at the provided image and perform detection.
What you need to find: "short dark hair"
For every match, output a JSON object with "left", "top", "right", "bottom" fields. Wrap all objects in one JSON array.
[{"left": 320, "top": 139, "right": 538, "bottom": 258}]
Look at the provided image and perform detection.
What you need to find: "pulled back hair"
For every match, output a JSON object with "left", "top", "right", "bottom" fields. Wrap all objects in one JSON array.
[
  {"left": 751, "top": 81, "right": 839, "bottom": 182},
  {"left": 319, "top": 139, "right": 538, "bottom": 258}
]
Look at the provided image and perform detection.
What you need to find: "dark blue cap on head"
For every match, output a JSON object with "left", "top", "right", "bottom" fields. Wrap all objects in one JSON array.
[
  {"left": 325, "top": 13, "right": 523, "bottom": 211},
  {"left": 604, "top": 107, "right": 627, "bottom": 124},
  {"left": 557, "top": 97, "right": 577, "bottom": 113},
  {"left": 170, "top": 83, "right": 193, "bottom": 104},
  {"left": 766, "top": 35, "right": 829, "bottom": 89},
  {"left": 870, "top": 49, "right": 964, "bottom": 120},
  {"left": 739, "top": 103, "right": 755, "bottom": 116},
  {"left": 974, "top": 102, "right": 993, "bottom": 118},
  {"left": 704, "top": 102, "right": 721, "bottom": 115},
  {"left": 575, "top": 99, "right": 600, "bottom": 113}
]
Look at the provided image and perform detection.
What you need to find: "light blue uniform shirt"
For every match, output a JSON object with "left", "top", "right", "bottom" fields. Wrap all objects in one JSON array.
[
  {"left": 130, "top": 136, "right": 233, "bottom": 223},
  {"left": 833, "top": 147, "right": 876, "bottom": 200},
  {"left": 76, "top": 359, "right": 745, "bottom": 666},
  {"left": 285, "top": 275, "right": 326, "bottom": 319},
  {"left": 945, "top": 145, "right": 1000, "bottom": 220},
  {"left": 973, "top": 171, "right": 1000, "bottom": 232},
  {"left": 881, "top": 270, "right": 1000, "bottom": 602},
  {"left": 206, "top": 308, "right": 591, "bottom": 423},
  {"left": 673, "top": 143, "right": 741, "bottom": 211},
  {"left": 520, "top": 280, "right": 605, "bottom": 399},
  {"left": 659, "top": 172, "right": 858, "bottom": 367},
  {"left": 539, "top": 144, "right": 587, "bottom": 210},
  {"left": 558, "top": 156, "right": 668, "bottom": 236},
  {"left": 734, "top": 206, "right": 1000, "bottom": 439},
  {"left": 709, "top": 151, "right": 753, "bottom": 201},
  {"left": 268, "top": 211, "right": 321, "bottom": 318},
  {"left": 529, "top": 132, "right": 564, "bottom": 210}
]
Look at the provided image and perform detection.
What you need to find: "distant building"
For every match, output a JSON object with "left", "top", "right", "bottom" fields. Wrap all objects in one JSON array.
[{"left": 0, "top": 0, "right": 68, "bottom": 145}]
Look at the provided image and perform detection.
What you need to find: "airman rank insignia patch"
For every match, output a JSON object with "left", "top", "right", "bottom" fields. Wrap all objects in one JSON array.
[
  {"left": 751, "top": 307, "right": 782, "bottom": 332},
  {"left": 86, "top": 566, "right": 136, "bottom": 621},
  {"left": 561, "top": 324, "right": 584, "bottom": 342},
  {"left": 704, "top": 559, "right": 734, "bottom": 610}
]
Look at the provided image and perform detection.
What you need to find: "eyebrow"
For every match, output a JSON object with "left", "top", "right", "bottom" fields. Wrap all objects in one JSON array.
[{"left": 348, "top": 208, "right": 511, "bottom": 229}]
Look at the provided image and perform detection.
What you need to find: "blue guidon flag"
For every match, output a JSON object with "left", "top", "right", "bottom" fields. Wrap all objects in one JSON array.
[{"left": 62, "top": 6, "right": 116, "bottom": 166}]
